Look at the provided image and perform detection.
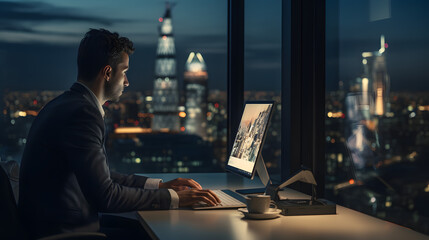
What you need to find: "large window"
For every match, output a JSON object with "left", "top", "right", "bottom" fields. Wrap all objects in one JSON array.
[
  {"left": 0, "top": 1, "right": 227, "bottom": 174},
  {"left": 325, "top": 0, "right": 429, "bottom": 234}
]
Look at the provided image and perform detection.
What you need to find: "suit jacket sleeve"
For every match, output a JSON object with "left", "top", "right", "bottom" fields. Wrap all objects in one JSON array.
[
  {"left": 110, "top": 171, "right": 148, "bottom": 188},
  {"left": 61, "top": 104, "right": 171, "bottom": 212}
]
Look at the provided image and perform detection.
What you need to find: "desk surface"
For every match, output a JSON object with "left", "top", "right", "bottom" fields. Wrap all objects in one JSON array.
[{"left": 137, "top": 173, "right": 429, "bottom": 240}]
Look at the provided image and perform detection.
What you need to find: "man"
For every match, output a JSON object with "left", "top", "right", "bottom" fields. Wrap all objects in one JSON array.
[{"left": 19, "top": 29, "right": 220, "bottom": 239}]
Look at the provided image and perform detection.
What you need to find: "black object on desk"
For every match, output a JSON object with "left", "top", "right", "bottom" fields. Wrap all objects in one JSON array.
[{"left": 276, "top": 198, "right": 336, "bottom": 216}]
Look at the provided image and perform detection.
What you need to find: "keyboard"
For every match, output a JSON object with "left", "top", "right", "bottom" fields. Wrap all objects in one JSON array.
[{"left": 192, "top": 189, "right": 246, "bottom": 210}]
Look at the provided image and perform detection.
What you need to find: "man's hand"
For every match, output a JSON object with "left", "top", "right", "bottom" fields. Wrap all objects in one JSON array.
[
  {"left": 177, "top": 189, "right": 221, "bottom": 207},
  {"left": 158, "top": 178, "right": 202, "bottom": 191}
]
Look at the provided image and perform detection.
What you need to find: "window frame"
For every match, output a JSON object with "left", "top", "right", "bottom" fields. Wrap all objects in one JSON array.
[{"left": 227, "top": 0, "right": 326, "bottom": 196}]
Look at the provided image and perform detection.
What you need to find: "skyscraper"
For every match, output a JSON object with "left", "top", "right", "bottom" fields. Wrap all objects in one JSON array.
[
  {"left": 184, "top": 52, "right": 208, "bottom": 139},
  {"left": 344, "top": 35, "right": 390, "bottom": 170},
  {"left": 361, "top": 35, "right": 390, "bottom": 117},
  {"left": 152, "top": 3, "right": 180, "bottom": 132}
]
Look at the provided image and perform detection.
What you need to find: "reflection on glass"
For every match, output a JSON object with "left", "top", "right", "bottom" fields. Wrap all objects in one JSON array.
[{"left": 326, "top": 0, "right": 429, "bottom": 234}]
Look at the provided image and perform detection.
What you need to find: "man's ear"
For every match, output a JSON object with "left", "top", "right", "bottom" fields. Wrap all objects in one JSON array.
[{"left": 103, "top": 65, "right": 112, "bottom": 81}]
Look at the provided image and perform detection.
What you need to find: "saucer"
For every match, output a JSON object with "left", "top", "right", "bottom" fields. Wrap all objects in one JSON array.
[{"left": 238, "top": 208, "right": 281, "bottom": 220}]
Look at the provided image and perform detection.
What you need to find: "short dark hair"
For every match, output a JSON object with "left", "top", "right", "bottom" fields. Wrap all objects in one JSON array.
[{"left": 77, "top": 28, "right": 135, "bottom": 81}]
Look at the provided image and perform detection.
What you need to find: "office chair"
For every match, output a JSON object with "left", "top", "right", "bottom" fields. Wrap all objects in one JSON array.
[{"left": 0, "top": 160, "right": 106, "bottom": 240}]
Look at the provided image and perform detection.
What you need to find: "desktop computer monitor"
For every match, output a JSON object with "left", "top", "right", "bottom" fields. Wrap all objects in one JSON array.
[
  {"left": 225, "top": 101, "right": 274, "bottom": 182},
  {"left": 193, "top": 101, "right": 275, "bottom": 209}
]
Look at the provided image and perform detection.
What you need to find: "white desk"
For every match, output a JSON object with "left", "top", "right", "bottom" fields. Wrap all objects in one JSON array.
[{"left": 137, "top": 173, "right": 429, "bottom": 240}]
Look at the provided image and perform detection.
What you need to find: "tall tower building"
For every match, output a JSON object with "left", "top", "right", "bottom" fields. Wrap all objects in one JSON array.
[
  {"left": 152, "top": 3, "right": 180, "bottom": 132},
  {"left": 184, "top": 52, "right": 208, "bottom": 139},
  {"left": 361, "top": 35, "right": 390, "bottom": 117}
]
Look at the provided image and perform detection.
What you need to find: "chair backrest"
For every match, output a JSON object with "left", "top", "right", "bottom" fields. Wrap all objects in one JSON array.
[{"left": 0, "top": 161, "right": 25, "bottom": 239}]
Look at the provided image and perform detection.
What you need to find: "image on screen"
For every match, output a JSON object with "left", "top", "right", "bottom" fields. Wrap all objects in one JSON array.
[{"left": 227, "top": 103, "right": 273, "bottom": 175}]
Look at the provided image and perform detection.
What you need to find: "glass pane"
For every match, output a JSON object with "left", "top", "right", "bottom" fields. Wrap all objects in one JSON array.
[
  {"left": 326, "top": 0, "right": 429, "bottom": 234},
  {"left": 0, "top": 1, "right": 227, "bottom": 174},
  {"left": 244, "top": 0, "right": 282, "bottom": 181}
]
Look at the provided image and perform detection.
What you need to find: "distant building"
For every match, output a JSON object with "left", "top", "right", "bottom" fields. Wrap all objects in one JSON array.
[
  {"left": 341, "top": 36, "right": 391, "bottom": 170},
  {"left": 184, "top": 52, "right": 208, "bottom": 140},
  {"left": 361, "top": 35, "right": 390, "bottom": 117},
  {"left": 152, "top": 3, "right": 180, "bottom": 132}
]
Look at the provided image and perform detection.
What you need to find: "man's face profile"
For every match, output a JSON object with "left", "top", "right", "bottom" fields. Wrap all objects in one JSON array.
[{"left": 105, "top": 52, "right": 130, "bottom": 102}]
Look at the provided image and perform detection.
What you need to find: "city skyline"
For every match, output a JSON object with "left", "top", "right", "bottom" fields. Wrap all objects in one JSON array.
[{"left": 3, "top": 1, "right": 429, "bottom": 93}]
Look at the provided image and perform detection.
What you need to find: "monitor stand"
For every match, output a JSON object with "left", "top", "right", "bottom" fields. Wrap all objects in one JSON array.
[{"left": 235, "top": 155, "right": 271, "bottom": 194}]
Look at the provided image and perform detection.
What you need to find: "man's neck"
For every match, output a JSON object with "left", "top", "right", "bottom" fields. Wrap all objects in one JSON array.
[{"left": 77, "top": 79, "right": 105, "bottom": 106}]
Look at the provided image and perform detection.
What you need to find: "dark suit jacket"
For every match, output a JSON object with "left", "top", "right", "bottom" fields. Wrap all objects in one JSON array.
[{"left": 19, "top": 83, "right": 171, "bottom": 238}]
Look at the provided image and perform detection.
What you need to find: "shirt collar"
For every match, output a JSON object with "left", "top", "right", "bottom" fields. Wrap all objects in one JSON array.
[{"left": 76, "top": 81, "right": 105, "bottom": 118}]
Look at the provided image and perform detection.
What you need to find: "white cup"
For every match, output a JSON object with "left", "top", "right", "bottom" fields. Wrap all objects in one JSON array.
[{"left": 245, "top": 194, "right": 277, "bottom": 214}]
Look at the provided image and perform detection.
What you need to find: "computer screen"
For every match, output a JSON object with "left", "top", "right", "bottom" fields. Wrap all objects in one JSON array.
[{"left": 225, "top": 101, "right": 274, "bottom": 179}]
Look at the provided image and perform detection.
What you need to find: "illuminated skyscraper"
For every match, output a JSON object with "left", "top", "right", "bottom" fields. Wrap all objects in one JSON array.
[
  {"left": 361, "top": 35, "right": 390, "bottom": 116},
  {"left": 184, "top": 52, "right": 208, "bottom": 139},
  {"left": 344, "top": 36, "right": 390, "bottom": 170},
  {"left": 152, "top": 3, "right": 180, "bottom": 132}
]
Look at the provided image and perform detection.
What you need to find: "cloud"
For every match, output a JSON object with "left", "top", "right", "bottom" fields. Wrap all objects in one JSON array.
[
  {"left": 0, "top": 1, "right": 114, "bottom": 26},
  {"left": 0, "top": 1, "right": 140, "bottom": 44}
]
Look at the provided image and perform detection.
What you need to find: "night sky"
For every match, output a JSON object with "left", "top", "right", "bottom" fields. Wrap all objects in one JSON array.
[
  {"left": 327, "top": 0, "right": 429, "bottom": 92},
  {"left": 0, "top": 0, "right": 428, "bottom": 93}
]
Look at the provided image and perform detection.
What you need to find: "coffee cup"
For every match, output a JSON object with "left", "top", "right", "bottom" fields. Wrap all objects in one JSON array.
[{"left": 245, "top": 194, "right": 277, "bottom": 214}]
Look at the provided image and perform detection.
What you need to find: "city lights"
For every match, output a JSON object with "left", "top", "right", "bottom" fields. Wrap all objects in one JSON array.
[
  {"left": 115, "top": 127, "right": 152, "bottom": 134},
  {"left": 418, "top": 105, "right": 429, "bottom": 111},
  {"left": 337, "top": 153, "right": 343, "bottom": 163},
  {"left": 385, "top": 201, "right": 392, "bottom": 207},
  {"left": 327, "top": 111, "right": 344, "bottom": 118}
]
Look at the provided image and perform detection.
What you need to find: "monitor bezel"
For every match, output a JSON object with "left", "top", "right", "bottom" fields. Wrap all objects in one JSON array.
[{"left": 225, "top": 100, "right": 275, "bottom": 179}]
